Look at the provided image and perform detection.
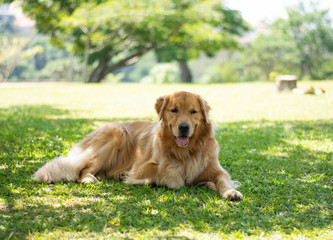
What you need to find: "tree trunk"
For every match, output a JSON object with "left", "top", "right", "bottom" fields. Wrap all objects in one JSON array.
[
  {"left": 299, "top": 53, "right": 308, "bottom": 80},
  {"left": 88, "top": 47, "right": 152, "bottom": 83},
  {"left": 178, "top": 61, "right": 192, "bottom": 83},
  {"left": 299, "top": 61, "right": 305, "bottom": 80},
  {"left": 88, "top": 55, "right": 111, "bottom": 83},
  {"left": 83, "top": 36, "right": 89, "bottom": 82}
]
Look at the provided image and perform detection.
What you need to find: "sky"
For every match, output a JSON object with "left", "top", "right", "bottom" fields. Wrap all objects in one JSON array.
[{"left": 225, "top": 0, "right": 333, "bottom": 24}]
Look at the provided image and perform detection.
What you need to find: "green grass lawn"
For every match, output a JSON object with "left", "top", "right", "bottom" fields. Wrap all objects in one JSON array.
[{"left": 0, "top": 81, "right": 332, "bottom": 239}]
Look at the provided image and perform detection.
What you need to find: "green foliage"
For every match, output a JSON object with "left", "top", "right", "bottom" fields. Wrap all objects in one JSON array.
[
  {"left": 29, "top": 36, "right": 69, "bottom": 70},
  {"left": 9, "top": 35, "right": 73, "bottom": 81},
  {"left": 237, "top": 65, "right": 263, "bottom": 82},
  {"left": 198, "top": 62, "right": 239, "bottom": 83},
  {"left": 5, "top": 0, "right": 248, "bottom": 82},
  {"left": 39, "top": 57, "right": 83, "bottom": 81},
  {"left": 278, "top": 2, "right": 333, "bottom": 79},
  {"left": 103, "top": 73, "right": 124, "bottom": 83},
  {"left": 154, "top": 5, "right": 249, "bottom": 64},
  {"left": 215, "top": 1, "right": 333, "bottom": 83},
  {"left": 200, "top": 2, "right": 333, "bottom": 83},
  {"left": 321, "top": 57, "right": 333, "bottom": 79},
  {"left": 269, "top": 72, "right": 281, "bottom": 81},
  {"left": 123, "top": 52, "right": 157, "bottom": 82},
  {"left": 2, "top": 0, "right": 333, "bottom": 83},
  {"left": 0, "top": 35, "right": 38, "bottom": 81},
  {"left": 243, "top": 32, "right": 300, "bottom": 80},
  {"left": 141, "top": 63, "right": 180, "bottom": 83},
  {"left": 0, "top": 82, "right": 332, "bottom": 239}
]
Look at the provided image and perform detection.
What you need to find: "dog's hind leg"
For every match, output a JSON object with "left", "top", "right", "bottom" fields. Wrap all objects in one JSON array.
[
  {"left": 78, "top": 123, "right": 135, "bottom": 184},
  {"left": 33, "top": 144, "right": 92, "bottom": 183}
]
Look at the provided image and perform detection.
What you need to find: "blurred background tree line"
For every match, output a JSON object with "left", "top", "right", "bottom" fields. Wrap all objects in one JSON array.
[{"left": 0, "top": 0, "right": 332, "bottom": 83}]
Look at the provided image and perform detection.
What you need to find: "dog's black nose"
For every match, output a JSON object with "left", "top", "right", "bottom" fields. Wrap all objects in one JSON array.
[{"left": 178, "top": 122, "right": 190, "bottom": 135}]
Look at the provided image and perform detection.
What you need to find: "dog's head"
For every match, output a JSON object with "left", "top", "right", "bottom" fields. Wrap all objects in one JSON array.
[{"left": 155, "top": 91, "right": 211, "bottom": 147}]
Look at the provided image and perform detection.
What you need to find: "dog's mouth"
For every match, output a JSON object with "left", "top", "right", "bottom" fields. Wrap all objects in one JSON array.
[{"left": 174, "top": 136, "right": 190, "bottom": 147}]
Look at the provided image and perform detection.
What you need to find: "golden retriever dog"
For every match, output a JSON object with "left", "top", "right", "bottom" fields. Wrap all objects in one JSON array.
[{"left": 34, "top": 91, "right": 242, "bottom": 200}]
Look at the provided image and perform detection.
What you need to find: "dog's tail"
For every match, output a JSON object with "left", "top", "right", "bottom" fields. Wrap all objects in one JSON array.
[{"left": 33, "top": 144, "right": 91, "bottom": 183}]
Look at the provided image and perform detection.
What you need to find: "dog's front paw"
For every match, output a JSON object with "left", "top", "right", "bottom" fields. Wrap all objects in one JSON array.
[
  {"left": 124, "top": 176, "right": 150, "bottom": 185},
  {"left": 114, "top": 171, "right": 128, "bottom": 181},
  {"left": 222, "top": 189, "right": 243, "bottom": 201}
]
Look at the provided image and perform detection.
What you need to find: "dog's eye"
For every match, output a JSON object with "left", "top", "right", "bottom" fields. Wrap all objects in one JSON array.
[
  {"left": 171, "top": 108, "right": 178, "bottom": 113},
  {"left": 190, "top": 110, "right": 197, "bottom": 114}
]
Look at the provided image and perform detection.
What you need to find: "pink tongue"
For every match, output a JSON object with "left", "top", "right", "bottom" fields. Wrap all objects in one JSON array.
[{"left": 176, "top": 137, "right": 189, "bottom": 146}]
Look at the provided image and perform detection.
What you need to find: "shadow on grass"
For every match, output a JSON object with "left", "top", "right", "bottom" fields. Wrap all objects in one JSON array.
[{"left": 0, "top": 105, "right": 332, "bottom": 238}]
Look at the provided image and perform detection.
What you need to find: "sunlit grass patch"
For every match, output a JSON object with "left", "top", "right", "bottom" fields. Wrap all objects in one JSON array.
[{"left": 0, "top": 81, "right": 332, "bottom": 239}]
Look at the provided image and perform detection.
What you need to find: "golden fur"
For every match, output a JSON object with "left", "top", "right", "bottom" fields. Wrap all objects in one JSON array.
[{"left": 34, "top": 91, "right": 242, "bottom": 200}]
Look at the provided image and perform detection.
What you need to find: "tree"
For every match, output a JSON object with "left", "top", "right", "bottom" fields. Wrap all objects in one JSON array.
[
  {"left": 2, "top": 0, "right": 247, "bottom": 83},
  {"left": 8, "top": 35, "right": 73, "bottom": 81},
  {"left": 239, "top": 2, "right": 333, "bottom": 81},
  {"left": 154, "top": 6, "right": 248, "bottom": 83},
  {"left": 243, "top": 31, "right": 299, "bottom": 80},
  {"left": 0, "top": 35, "right": 42, "bottom": 82},
  {"left": 279, "top": 2, "right": 333, "bottom": 79}
]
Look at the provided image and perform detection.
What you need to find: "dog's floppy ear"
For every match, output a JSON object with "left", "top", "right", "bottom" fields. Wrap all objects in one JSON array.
[
  {"left": 155, "top": 95, "right": 169, "bottom": 120},
  {"left": 198, "top": 96, "right": 211, "bottom": 125}
]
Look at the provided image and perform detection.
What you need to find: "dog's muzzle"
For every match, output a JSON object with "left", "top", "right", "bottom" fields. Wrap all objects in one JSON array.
[{"left": 175, "top": 122, "right": 190, "bottom": 147}]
